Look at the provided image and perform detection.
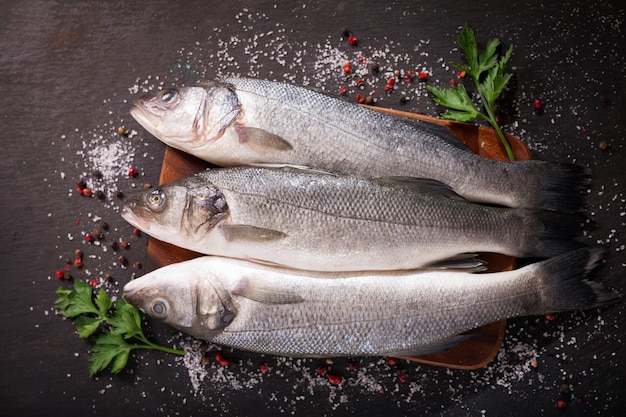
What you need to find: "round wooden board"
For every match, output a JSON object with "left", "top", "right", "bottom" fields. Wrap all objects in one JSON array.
[{"left": 146, "top": 107, "right": 532, "bottom": 370}]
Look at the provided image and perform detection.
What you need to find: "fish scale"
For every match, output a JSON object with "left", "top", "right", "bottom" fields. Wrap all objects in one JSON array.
[
  {"left": 130, "top": 77, "right": 590, "bottom": 212},
  {"left": 122, "top": 165, "right": 584, "bottom": 272},
  {"left": 123, "top": 250, "right": 618, "bottom": 358}
]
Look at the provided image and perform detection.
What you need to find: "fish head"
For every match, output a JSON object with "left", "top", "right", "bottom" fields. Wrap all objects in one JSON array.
[
  {"left": 130, "top": 82, "right": 240, "bottom": 152},
  {"left": 122, "top": 259, "right": 237, "bottom": 337},
  {"left": 120, "top": 176, "right": 229, "bottom": 248}
]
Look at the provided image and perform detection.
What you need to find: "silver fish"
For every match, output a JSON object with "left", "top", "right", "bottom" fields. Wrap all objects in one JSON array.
[
  {"left": 121, "top": 165, "right": 582, "bottom": 272},
  {"left": 130, "top": 77, "right": 589, "bottom": 212},
  {"left": 122, "top": 249, "right": 618, "bottom": 358}
]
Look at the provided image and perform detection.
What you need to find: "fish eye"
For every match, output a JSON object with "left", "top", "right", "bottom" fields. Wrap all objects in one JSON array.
[
  {"left": 150, "top": 299, "right": 168, "bottom": 318},
  {"left": 146, "top": 189, "right": 167, "bottom": 211},
  {"left": 159, "top": 89, "right": 178, "bottom": 106}
]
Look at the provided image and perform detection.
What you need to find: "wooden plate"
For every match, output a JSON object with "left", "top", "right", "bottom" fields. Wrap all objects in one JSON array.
[{"left": 146, "top": 107, "right": 532, "bottom": 370}]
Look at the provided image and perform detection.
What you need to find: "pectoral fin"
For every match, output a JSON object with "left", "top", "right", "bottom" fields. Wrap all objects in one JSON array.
[
  {"left": 219, "top": 224, "right": 287, "bottom": 242},
  {"left": 235, "top": 125, "right": 293, "bottom": 152},
  {"left": 377, "top": 177, "right": 467, "bottom": 201},
  {"left": 424, "top": 254, "right": 487, "bottom": 271},
  {"left": 232, "top": 276, "right": 304, "bottom": 304}
]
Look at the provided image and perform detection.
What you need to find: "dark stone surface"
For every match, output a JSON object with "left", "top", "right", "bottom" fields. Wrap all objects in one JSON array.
[{"left": 1, "top": 1, "right": 624, "bottom": 416}]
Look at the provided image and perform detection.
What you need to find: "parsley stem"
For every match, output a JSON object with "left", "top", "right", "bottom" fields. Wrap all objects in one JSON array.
[
  {"left": 132, "top": 334, "right": 186, "bottom": 355},
  {"left": 476, "top": 87, "right": 515, "bottom": 162}
]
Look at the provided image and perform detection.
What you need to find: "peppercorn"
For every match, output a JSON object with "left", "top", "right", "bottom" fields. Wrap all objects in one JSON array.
[
  {"left": 104, "top": 273, "right": 114, "bottom": 283},
  {"left": 259, "top": 363, "right": 269, "bottom": 374},
  {"left": 557, "top": 400, "right": 567, "bottom": 409},
  {"left": 348, "top": 35, "right": 358, "bottom": 46},
  {"left": 82, "top": 188, "right": 93, "bottom": 197},
  {"left": 143, "top": 183, "right": 152, "bottom": 190},
  {"left": 214, "top": 352, "right": 229, "bottom": 366},
  {"left": 109, "top": 241, "right": 119, "bottom": 251},
  {"left": 316, "top": 364, "right": 327, "bottom": 375},
  {"left": 76, "top": 179, "right": 87, "bottom": 189},
  {"left": 342, "top": 62, "right": 352, "bottom": 75},
  {"left": 134, "top": 261, "right": 142, "bottom": 269},
  {"left": 118, "top": 255, "right": 128, "bottom": 266},
  {"left": 73, "top": 258, "right": 83, "bottom": 268},
  {"left": 85, "top": 233, "right": 94, "bottom": 243},
  {"left": 599, "top": 140, "right": 609, "bottom": 151},
  {"left": 399, "top": 96, "right": 409, "bottom": 105},
  {"left": 341, "top": 28, "right": 351, "bottom": 38},
  {"left": 133, "top": 228, "right": 141, "bottom": 237},
  {"left": 117, "top": 126, "right": 127, "bottom": 136},
  {"left": 99, "top": 220, "right": 109, "bottom": 230},
  {"left": 370, "top": 62, "right": 380, "bottom": 73},
  {"left": 90, "top": 278, "right": 99, "bottom": 287},
  {"left": 92, "top": 228, "right": 103, "bottom": 239},
  {"left": 201, "top": 355, "right": 210, "bottom": 366},
  {"left": 55, "top": 270, "right": 65, "bottom": 279},
  {"left": 94, "top": 190, "right": 105, "bottom": 200},
  {"left": 364, "top": 95, "right": 374, "bottom": 105},
  {"left": 387, "top": 357, "right": 397, "bottom": 366},
  {"left": 328, "top": 374, "right": 343, "bottom": 385},
  {"left": 355, "top": 93, "right": 365, "bottom": 103},
  {"left": 337, "top": 86, "right": 347, "bottom": 96},
  {"left": 398, "top": 373, "right": 408, "bottom": 383},
  {"left": 128, "top": 166, "right": 138, "bottom": 177},
  {"left": 120, "top": 241, "right": 130, "bottom": 249},
  {"left": 114, "top": 190, "right": 124, "bottom": 199},
  {"left": 91, "top": 170, "right": 103, "bottom": 179}
]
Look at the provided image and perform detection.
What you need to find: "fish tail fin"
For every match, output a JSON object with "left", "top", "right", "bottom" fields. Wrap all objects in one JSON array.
[
  {"left": 532, "top": 248, "right": 620, "bottom": 314},
  {"left": 528, "top": 210, "right": 586, "bottom": 258},
  {"left": 525, "top": 161, "right": 591, "bottom": 213}
]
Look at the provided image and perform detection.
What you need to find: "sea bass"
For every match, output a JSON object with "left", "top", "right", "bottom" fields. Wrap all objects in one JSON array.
[
  {"left": 121, "top": 165, "right": 582, "bottom": 272},
  {"left": 130, "top": 77, "right": 589, "bottom": 212},
  {"left": 122, "top": 249, "right": 618, "bottom": 358}
]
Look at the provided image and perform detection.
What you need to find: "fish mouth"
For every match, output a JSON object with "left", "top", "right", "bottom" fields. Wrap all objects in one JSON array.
[
  {"left": 130, "top": 101, "right": 162, "bottom": 132},
  {"left": 120, "top": 200, "right": 152, "bottom": 232},
  {"left": 122, "top": 280, "right": 144, "bottom": 311}
]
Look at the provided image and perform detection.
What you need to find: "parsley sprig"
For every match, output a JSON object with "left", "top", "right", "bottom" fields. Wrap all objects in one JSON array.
[
  {"left": 427, "top": 24, "right": 515, "bottom": 161},
  {"left": 55, "top": 280, "right": 185, "bottom": 377}
]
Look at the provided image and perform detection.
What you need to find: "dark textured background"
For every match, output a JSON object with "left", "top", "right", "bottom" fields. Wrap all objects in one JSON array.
[{"left": 1, "top": 1, "right": 624, "bottom": 416}]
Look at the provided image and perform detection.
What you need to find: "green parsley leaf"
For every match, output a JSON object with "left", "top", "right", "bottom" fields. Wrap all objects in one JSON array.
[
  {"left": 55, "top": 280, "right": 185, "bottom": 377},
  {"left": 428, "top": 23, "right": 515, "bottom": 161},
  {"left": 55, "top": 280, "right": 100, "bottom": 318},
  {"left": 89, "top": 332, "right": 132, "bottom": 377},
  {"left": 74, "top": 315, "right": 105, "bottom": 338},
  {"left": 94, "top": 287, "right": 113, "bottom": 316},
  {"left": 426, "top": 84, "right": 480, "bottom": 122},
  {"left": 108, "top": 300, "right": 143, "bottom": 340}
]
